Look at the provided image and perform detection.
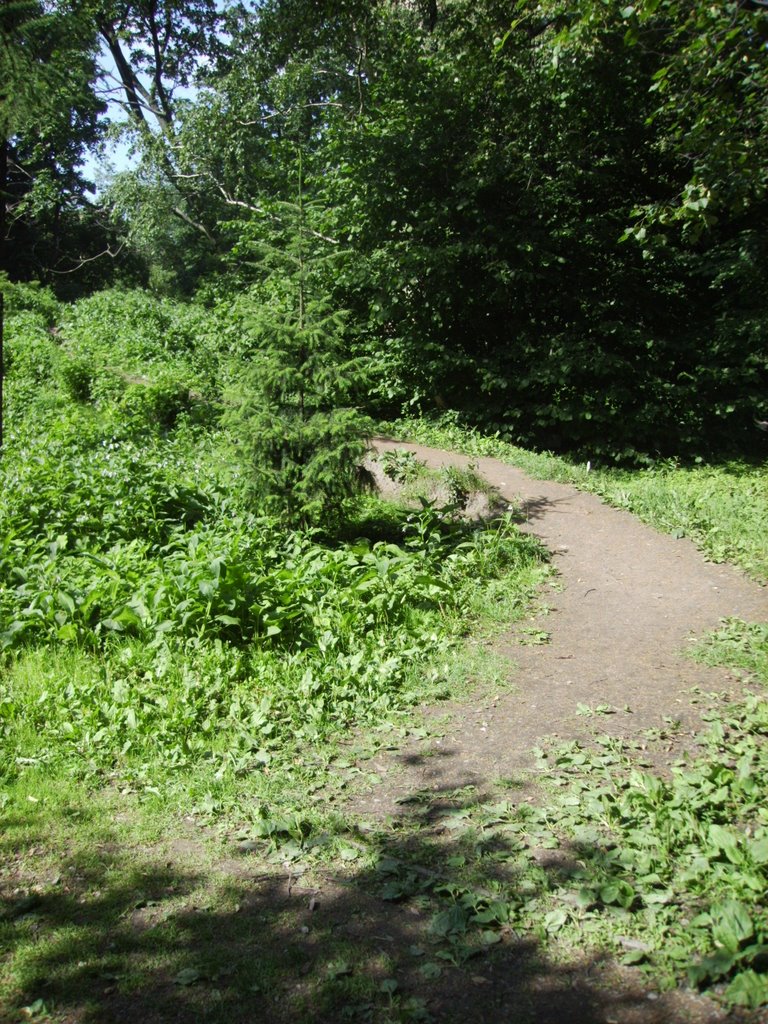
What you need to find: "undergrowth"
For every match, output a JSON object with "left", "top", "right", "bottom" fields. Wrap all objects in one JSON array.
[
  {"left": 0, "top": 288, "right": 547, "bottom": 801},
  {"left": 226, "top": 620, "right": 768, "bottom": 1013},
  {"left": 2, "top": 288, "right": 766, "bottom": 1020}
]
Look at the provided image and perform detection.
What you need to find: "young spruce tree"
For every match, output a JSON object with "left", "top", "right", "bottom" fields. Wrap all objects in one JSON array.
[{"left": 228, "top": 150, "right": 372, "bottom": 529}]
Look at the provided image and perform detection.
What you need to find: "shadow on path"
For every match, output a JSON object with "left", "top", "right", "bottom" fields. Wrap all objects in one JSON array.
[{"left": 1, "top": 786, "right": 743, "bottom": 1024}]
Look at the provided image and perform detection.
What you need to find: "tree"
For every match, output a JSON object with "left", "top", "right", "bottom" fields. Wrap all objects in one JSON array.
[
  {"left": 226, "top": 150, "right": 372, "bottom": 528},
  {"left": 0, "top": 1, "right": 105, "bottom": 279},
  {"left": 627, "top": 0, "right": 768, "bottom": 237},
  {"left": 84, "top": 0, "right": 226, "bottom": 248}
]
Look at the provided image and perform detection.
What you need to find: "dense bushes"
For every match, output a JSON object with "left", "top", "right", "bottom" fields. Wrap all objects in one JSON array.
[{"left": 0, "top": 288, "right": 547, "bottom": 782}]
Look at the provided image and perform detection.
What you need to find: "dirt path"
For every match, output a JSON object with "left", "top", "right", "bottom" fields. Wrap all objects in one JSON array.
[
  {"left": 322, "top": 439, "right": 768, "bottom": 1024},
  {"left": 361, "top": 439, "right": 767, "bottom": 816}
]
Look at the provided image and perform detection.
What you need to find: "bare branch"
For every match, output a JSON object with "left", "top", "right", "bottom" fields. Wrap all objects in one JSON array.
[
  {"left": 235, "top": 100, "right": 346, "bottom": 127},
  {"left": 214, "top": 181, "right": 340, "bottom": 246},
  {"left": 50, "top": 241, "right": 127, "bottom": 273},
  {"left": 171, "top": 204, "right": 216, "bottom": 242}
]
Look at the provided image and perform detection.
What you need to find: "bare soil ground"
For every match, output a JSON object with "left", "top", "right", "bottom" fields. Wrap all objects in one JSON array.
[
  {"left": 330, "top": 439, "right": 768, "bottom": 1024},
  {"left": 360, "top": 439, "right": 767, "bottom": 811}
]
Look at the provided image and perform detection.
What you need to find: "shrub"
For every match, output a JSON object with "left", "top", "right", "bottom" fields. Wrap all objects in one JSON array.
[{"left": 59, "top": 355, "right": 94, "bottom": 402}]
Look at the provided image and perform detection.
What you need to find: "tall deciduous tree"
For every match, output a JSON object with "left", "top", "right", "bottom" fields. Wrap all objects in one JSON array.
[
  {"left": 83, "top": 0, "right": 226, "bottom": 249},
  {"left": 0, "top": 1, "right": 104, "bottom": 279}
]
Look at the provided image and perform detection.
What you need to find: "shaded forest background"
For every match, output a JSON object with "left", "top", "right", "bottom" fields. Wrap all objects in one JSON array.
[{"left": 2, "top": 0, "right": 767, "bottom": 461}]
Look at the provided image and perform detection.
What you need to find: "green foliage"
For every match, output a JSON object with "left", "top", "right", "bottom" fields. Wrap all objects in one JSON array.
[
  {"left": 533, "top": 673, "right": 768, "bottom": 1009},
  {"left": 312, "top": 0, "right": 766, "bottom": 457},
  {"left": 367, "top": 618, "right": 768, "bottom": 1011},
  {"left": 438, "top": 464, "right": 489, "bottom": 511},
  {"left": 692, "top": 619, "right": 768, "bottom": 681},
  {"left": 0, "top": 2, "right": 108, "bottom": 284},
  {"left": 119, "top": 370, "right": 196, "bottom": 430},
  {"left": 6, "top": 0, "right": 768, "bottom": 459},
  {"left": 0, "top": 278, "right": 60, "bottom": 324},
  {"left": 379, "top": 448, "right": 424, "bottom": 485},
  {"left": 0, "top": 506, "right": 541, "bottom": 782},
  {"left": 226, "top": 159, "right": 372, "bottom": 527},
  {"left": 58, "top": 354, "right": 94, "bottom": 402},
  {"left": 0, "top": 494, "right": 543, "bottom": 785},
  {"left": 0, "top": 422, "right": 215, "bottom": 598},
  {"left": 3, "top": 317, "right": 58, "bottom": 390},
  {"left": 0, "top": 293, "right": 547, "bottom": 788},
  {"left": 59, "top": 288, "right": 218, "bottom": 382},
  {"left": 2, "top": 296, "right": 61, "bottom": 415}
]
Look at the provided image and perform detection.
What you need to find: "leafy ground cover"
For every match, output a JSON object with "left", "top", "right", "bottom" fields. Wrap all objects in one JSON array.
[
  {"left": 1, "top": 288, "right": 551, "bottom": 1022},
  {"left": 8, "top": 626, "right": 764, "bottom": 1022},
  {"left": 1, "top": 288, "right": 766, "bottom": 1021},
  {"left": 359, "top": 633, "right": 768, "bottom": 1015}
]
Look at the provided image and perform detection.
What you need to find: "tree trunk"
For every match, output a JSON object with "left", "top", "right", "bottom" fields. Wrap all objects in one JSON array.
[{"left": 1, "top": 135, "right": 7, "bottom": 275}]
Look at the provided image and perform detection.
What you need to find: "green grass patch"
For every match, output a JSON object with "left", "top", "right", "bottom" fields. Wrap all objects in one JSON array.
[{"left": 691, "top": 619, "right": 768, "bottom": 680}]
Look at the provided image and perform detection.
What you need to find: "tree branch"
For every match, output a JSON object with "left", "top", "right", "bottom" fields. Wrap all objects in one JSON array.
[{"left": 214, "top": 182, "right": 340, "bottom": 246}]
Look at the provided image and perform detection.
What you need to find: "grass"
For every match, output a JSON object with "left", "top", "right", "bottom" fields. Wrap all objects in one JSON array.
[
  {"left": 5, "top": 599, "right": 766, "bottom": 1020},
  {"left": 0, "top": 428, "right": 549, "bottom": 1020},
  {"left": 5, "top": 659, "right": 768, "bottom": 1021},
  {"left": 1, "top": 289, "right": 554, "bottom": 1021}
]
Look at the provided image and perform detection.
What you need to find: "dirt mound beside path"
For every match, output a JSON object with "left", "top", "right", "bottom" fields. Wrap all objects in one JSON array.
[{"left": 363, "top": 438, "right": 767, "bottom": 814}]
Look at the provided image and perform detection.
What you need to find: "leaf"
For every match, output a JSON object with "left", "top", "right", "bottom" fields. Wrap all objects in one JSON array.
[
  {"left": 21, "top": 999, "right": 49, "bottom": 1019},
  {"left": 419, "top": 961, "right": 442, "bottom": 980},
  {"left": 100, "top": 618, "right": 125, "bottom": 632},
  {"left": 643, "top": 889, "right": 675, "bottom": 905},
  {"left": 724, "top": 970, "right": 768, "bottom": 1009},
  {"left": 326, "top": 959, "right": 351, "bottom": 979},
  {"left": 380, "top": 881, "right": 409, "bottom": 901},
  {"left": 543, "top": 908, "right": 568, "bottom": 934},
  {"left": 215, "top": 614, "right": 241, "bottom": 626},
  {"left": 55, "top": 590, "right": 76, "bottom": 615},
  {"left": 430, "top": 905, "right": 468, "bottom": 938},
  {"left": 710, "top": 900, "right": 754, "bottom": 954},
  {"left": 621, "top": 949, "right": 648, "bottom": 965},
  {"left": 708, "top": 824, "right": 742, "bottom": 864},
  {"left": 748, "top": 836, "right": 768, "bottom": 865},
  {"left": 600, "top": 880, "right": 636, "bottom": 909},
  {"left": 174, "top": 967, "right": 203, "bottom": 986}
]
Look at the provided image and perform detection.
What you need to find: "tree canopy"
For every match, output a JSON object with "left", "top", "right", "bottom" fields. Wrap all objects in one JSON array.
[{"left": 3, "top": 0, "right": 767, "bottom": 458}]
